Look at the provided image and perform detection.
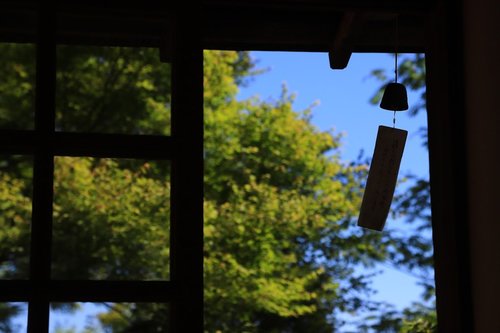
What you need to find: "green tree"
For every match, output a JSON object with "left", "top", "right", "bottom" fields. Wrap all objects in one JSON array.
[
  {"left": 56, "top": 45, "right": 172, "bottom": 135},
  {"left": 52, "top": 157, "right": 170, "bottom": 281},
  {"left": 0, "top": 43, "right": 35, "bottom": 130},
  {"left": 0, "top": 45, "right": 431, "bottom": 332}
]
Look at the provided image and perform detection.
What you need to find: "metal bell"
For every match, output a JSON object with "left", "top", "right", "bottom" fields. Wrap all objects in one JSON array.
[{"left": 380, "top": 82, "right": 408, "bottom": 111}]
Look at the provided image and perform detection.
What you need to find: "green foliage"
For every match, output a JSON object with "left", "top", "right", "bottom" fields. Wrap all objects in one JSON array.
[
  {"left": 98, "top": 303, "right": 169, "bottom": 333},
  {"left": 0, "top": 171, "right": 31, "bottom": 278},
  {"left": 203, "top": 50, "right": 387, "bottom": 332},
  {"left": 0, "top": 45, "right": 434, "bottom": 332},
  {"left": 52, "top": 157, "right": 170, "bottom": 280},
  {"left": 55, "top": 46, "right": 171, "bottom": 134},
  {"left": 0, "top": 43, "right": 35, "bottom": 130},
  {"left": 400, "top": 304, "right": 437, "bottom": 333}
]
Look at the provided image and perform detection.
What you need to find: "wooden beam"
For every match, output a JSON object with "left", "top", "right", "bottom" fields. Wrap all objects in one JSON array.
[
  {"left": 329, "top": 11, "right": 355, "bottom": 69},
  {"left": 0, "top": 2, "right": 430, "bottom": 52},
  {"left": 28, "top": 2, "right": 56, "bottom": 331},
  {"left": 425, "top": 2, "right": 474, "bottom": 332},
  {"left": 49, "top": 281, "right": 174, "bottom": 302},
  {"left": 169, "top": 7, "right": 204, "bottom": 333},
  {"left": 0, "top": 131, "right": 173, "bottom": 159}
]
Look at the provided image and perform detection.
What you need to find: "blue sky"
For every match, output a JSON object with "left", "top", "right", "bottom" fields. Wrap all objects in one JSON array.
[
  {"left": 238, "top": 51, "right": 429, "bottom": 177},
  {"left": 237, "top": 51, "right": 431, "bottom": 314}
]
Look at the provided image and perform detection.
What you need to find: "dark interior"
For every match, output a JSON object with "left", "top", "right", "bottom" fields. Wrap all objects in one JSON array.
[{"left": 0, "top": 0, "right": 498, "bottom": 332}]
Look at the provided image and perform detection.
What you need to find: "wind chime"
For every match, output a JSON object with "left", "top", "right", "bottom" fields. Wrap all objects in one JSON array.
[{"left": 357, "top": 15, "right": 408, "bottom": 231}]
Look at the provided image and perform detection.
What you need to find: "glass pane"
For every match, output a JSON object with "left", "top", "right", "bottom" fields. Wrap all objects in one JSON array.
[
  {"left": 1, "top": 303, "right": 27, "bottom": 332},
  {"left": 0, "top": 43, "right": 36, "bottom": 130},
  {"left": 52, "top": 157, "right": 170, "bottom": 280},
  {"left": 56, "top": 45, "right": 171, "bottom": 135},
  {"left": 50, "top": 302, "right": 169, "bottom": 333},
  {"left": 0, "top": 155, "right": 32, "bottom": 279}
]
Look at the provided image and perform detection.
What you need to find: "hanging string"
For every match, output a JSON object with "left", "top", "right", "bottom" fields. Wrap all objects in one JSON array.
[
  {"left": 393, "top": 15, "right": 399, "bottom": 128},
  {"left": 395, "top": 14, "right": 399, "bottom": 83},
  {"left": 395, "top": 51, "right": 398, "bottom": 83}
]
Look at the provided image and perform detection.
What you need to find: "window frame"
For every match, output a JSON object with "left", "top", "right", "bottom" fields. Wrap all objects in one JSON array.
[
  {"left": 0, "top": 6, "right": 203, "bottom": 333},
  {"left": 0, "top": 1, "right": 474, "bottom": 332}
]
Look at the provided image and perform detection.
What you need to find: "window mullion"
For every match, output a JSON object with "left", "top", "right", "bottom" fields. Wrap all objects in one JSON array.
[
  {"left": 27, "top": 4, "right": 57, "bottom": 333},
  {"left": 169, "top": 8, "right": 204, "bottom": 333}
]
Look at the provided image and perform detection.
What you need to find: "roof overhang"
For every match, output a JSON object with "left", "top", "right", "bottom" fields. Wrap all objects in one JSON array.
[{"left": 0, "top": 0, "right": 434, "bottom": 68}]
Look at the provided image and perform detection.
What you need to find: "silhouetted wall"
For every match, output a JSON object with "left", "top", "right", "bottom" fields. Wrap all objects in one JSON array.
[{"left": 464, "top": 0, "right": 500, "bottom": 331}]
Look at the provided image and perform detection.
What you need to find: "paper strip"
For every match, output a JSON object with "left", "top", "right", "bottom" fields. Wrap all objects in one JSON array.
[{"left": 358, "top": 125, "right": 408, "bottom": 231}]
